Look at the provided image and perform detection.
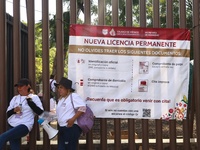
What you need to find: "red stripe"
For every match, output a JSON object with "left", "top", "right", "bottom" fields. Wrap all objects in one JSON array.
[{"left": 70, "top": 24, "right": 190, "bottom": 40}]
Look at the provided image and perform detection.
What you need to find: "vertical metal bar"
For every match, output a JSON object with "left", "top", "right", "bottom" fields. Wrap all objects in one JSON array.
[
  {"left": 112, "top": 0, "right": 118, "bottom": 26},
  {"left": 179, "top": 1, "right": 190, "bottom": 149},
  {"left": 27, "top": 0, "right": 36, "bottom": 99},
  {"left": 153, "top": 0, "right": 160, "bottom": 28},
  {"left": 126, "top": 1, "right": 135, "bottom": 150},
  {"left": 42, "top": 0, "right": 50, "bottom": 149},
  {"left": 183, "top": 112, "right": 190, "bottom": 150},
  {"left": 189, "top": 73, "right": 195, "bottom": 138},
  {"left": 142, "top": 120, "right": 149, "bottom": 150},
  {"left": 56, "top": 0, "right": 64, "bottom": 81},
  {"left": 166, "top": 1, "right": 177, "bottom": 150},
  {"left": 126, "top": 0, "right": 132, "bottom": 27},
  {"left": 114, "top": 119, "right": 121, "bottom": 150},
  {"left": 13, "top": 1, "right": 21, "bottom": 149},
  {"left": 98, "top": 1, "right": 107, "bottom": 150},
  {"left": 179, "top": 0, "right": 186, "bottom": 28},
  {"left": 26, "top": 0, "right": 37, "bottom": 149},
  {"left": 0, "top": 1, "right": 7, "bottom": 150},
  {"left": 140, "top": 1, "right": 149, "bottom": 149},
  {"left": 139, "top": 0, "right": 146, "bottom": 27},
  {"left": 98, "top": 0, "right": 105, "bottom": 25},
  {"left": 84, "top": 0, "right": 91, "bottom": 24},
  {"left": 155, "top": 120, "right": 163, "bottom": 150},
  {"left": 86, "top": 130, "right": 93, "bottom": 150},
  {"left": 100, "top": 119, "right": 107, "bottom": 150},
  {"left": 55, "top": 1, "right": 68, "bottom": 149},
  {"left": 82, "top": 1, "right": 93, "bottom": 149},
  {"left": 112, "top": 1, "right": 121, "bottom": 149},
  {"left": 193, "top": 0, "right": 200, "bottom": 149},
  {"left": 13, "top": 0, "right": 21, "bottom": 87},
  {"left": 84, "top": 5, "right": 92, "bottom": 150},
  {"left": 166, "top": 0, "right": 173, "bottom": 28},
  {"left": 128, "top": 119, "right": 136, "bottom": 150},
  {"left": 152, "top": 1, "right": 163, "bottom": 149},
  {"left": 70, "top": 0, "right": 76, "bottom": 24}
]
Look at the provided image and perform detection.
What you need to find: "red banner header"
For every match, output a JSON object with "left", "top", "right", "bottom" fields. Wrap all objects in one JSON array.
[{"left": 70, "top": 24, "right": 190, "bottom": 41}]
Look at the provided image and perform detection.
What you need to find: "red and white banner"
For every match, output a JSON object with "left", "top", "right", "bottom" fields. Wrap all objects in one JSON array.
[{"left": 68, "top": 24, "right": 190, "bottom": 120}]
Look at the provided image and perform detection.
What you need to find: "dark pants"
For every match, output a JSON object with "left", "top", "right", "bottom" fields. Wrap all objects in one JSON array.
[
  {"left": 0, "top": 124, "right": 29, "bottom": 150},
  {"left": 58, "top": 124, "right": 82, "bottom": 150}
]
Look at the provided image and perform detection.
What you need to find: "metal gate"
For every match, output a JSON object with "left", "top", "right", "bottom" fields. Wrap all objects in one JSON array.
[{"left": 0, "top": 0, "right": 200, "bottom": 150}]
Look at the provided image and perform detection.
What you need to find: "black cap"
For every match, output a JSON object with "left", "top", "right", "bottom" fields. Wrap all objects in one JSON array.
[
  {"left": 54, "top": 77, "right": 75, "bottom": 92},
  {"left": 14, "top": 78, "right": 31, "bottom": 87}
]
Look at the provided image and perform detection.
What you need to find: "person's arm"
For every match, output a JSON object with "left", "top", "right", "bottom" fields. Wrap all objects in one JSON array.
[
  {"left": 7, "top": 109, "right": 15, "bottom": 118},
  {"left": 67, "top": 111, "right": 84, "bottom": 127},
  {"left": 6, "top": 96, "right": 19, "bottom": 118},
  {"left": 67, "top": 93, "right": 86, "bottom": 127},
  {"left": 27, "top": 98, "right": 44, "bottom": 115}
]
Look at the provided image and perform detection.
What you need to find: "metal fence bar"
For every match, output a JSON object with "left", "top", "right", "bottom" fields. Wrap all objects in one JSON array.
[
  {"left": 128, "top": 119, "right": 136, "bottom": 150},
  {"left": 98, "top": 0, "right": 105, "bottom": 25},
  {"left": 166, "top": 0, "right": 173, "bottom": 27},
  {"left": 126, "top": 1, "right": 136, "bottom": 150},
  {"left": 179, "top": 1, "right": 191, "bottom": 149},
  {"left": 152, "top": 0, "right": 163, "bottom": 150},
  {"left": 166, "top": 1, "right": 177, "bottom": 150},
  {"left": 56, "top": 0, "right": 64, "bottom": 81},
  {"left": 1, "top": 0, "right": 200, "bottom": 149},
  {"left": 112, "top": 0, "right": 119, "bottom": 26},
  {"left": 97, "top": 1, "right": 108, "bottom": 150},
  {"left": 27, "top": 0, "right": 38, "bottom": 149},
  {"left": 139, "top": 1, "right": 150, "bottom": 149},
  {"left": 126, "top": 3, "right": 135, "bottom": 150},
  {"left": 13, "top": 0, "right": 21, "bottom": 88},
  {"left": 111, "top": 1, "right": 122, "bottom": 150},
  {"left": 84, "top": 0, "right": 91, "bottom": 24},
  {"left": 83, "top": 0, "right": 94, "bottom": 148},
  {"left": 179, "top": 0, "right": 186, "bottom": 28},
  {"left": 193, "top": 0, "right": 200, "bottom": 149},
  {"left": 100, "top": 118, "right": 107, "bottom": 150},
  {"left": 126, "top": 0, "right": 132, "bottom": 27},
  {"left": 70, "top": 0, "right": 77, "bottom": 24},
  {"left": 42, "top": 0, "right": 51, "bottom": 149},
  {"left": 153, "top": 0, "right": 160, "bottom": 28},
  {"left": 139, "top": 0, "right": 146, "bottom": 27},
  {"left": 0, "top": 0, "right": 7, "bottom": 150}
]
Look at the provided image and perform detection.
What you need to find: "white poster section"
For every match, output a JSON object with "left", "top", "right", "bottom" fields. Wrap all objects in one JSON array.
[{"left": 68, "top": 24, "right": 190, "bottom": 120}]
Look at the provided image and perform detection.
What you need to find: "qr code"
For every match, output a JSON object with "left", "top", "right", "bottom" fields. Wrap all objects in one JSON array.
[{"left": 142, "top": 109, "right": 151, "bottom": 117}]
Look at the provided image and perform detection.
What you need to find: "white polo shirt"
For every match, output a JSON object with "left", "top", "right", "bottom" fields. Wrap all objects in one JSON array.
[
  {"left": 56, "top": 93, "right": 86, "bottom": 127},
  {"left": 7, "top": 94, "right": 44, "bottom": 131}
]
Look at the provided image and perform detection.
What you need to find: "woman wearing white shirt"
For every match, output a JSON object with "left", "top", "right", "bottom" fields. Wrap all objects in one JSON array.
[
  {"left": 0, "top": 78, "right": 44, "bottom": 150},
  {"left": 55, "top": 77, "right": 86, "bottom": 150}
]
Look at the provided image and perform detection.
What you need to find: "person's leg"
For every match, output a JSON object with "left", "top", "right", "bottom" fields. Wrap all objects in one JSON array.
[
  {"left": 58, "top": 127, "right": 68, "bottom": 150},
  {"left": 0, "top": 132, "right": 9, "bottom": 149},
  {"left": 67, "top": 124, "right": 82, "bottom": 150},
  {"left": 0, "top": 124, "right": 29, "bottom": 150},
  {"left": 9, "top": 125, "right": 29, "bottom": 150},
  {"left": 9, "top": 138, "right": 21, "bottom": 150}
]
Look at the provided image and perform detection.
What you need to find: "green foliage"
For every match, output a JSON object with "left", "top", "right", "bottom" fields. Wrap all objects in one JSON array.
[
  {"left": 35, "top": 57, "right": 42, "bottom": 83},
  {"left": 35, "top": 23, "right": 42, "bottom": 84},
  {"left": 35, "top": 21, "right": 57, "bottom": 84}
]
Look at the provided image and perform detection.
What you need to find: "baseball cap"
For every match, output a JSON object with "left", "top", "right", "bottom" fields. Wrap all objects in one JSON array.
[{"left": 14, "top": 78, "right": 31, "bottom": 87}]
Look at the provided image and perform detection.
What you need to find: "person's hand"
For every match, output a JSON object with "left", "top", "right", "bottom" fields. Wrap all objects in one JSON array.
[
  {"left": 66, "top": 118, "right": 75, "bottom": 127},
  {"left": 14, "top": 106, "right": 22, "bottom": 114},
  {"left": 26, "top": 96, "right": 32, "bottom": 102}
]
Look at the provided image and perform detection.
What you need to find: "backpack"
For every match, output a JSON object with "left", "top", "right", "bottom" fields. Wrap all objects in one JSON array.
[{"left": 70, "top": 94, "right": 94, "bottom": 134}]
